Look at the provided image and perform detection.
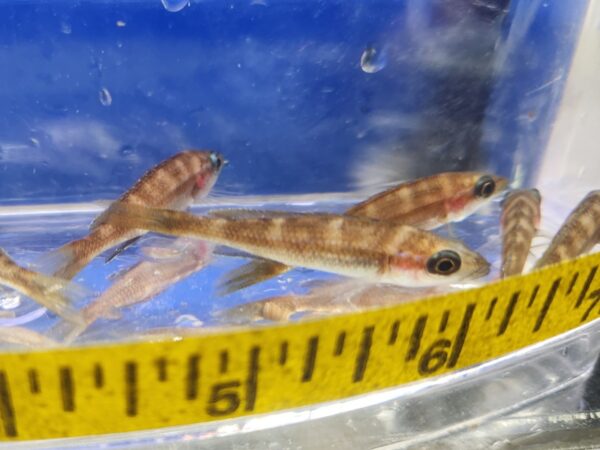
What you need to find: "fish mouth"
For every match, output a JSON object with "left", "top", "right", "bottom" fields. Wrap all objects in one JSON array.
[{"left": 471, "top": 257, "right": 491, "bottom": 279}]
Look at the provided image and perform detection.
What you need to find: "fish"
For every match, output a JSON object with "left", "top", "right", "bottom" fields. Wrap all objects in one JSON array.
[
  {"left": 51, "top": 238, "right": 214, "bottom": 343},
  {"left": 219, "top": 280, "right": 441, "bottom": 323},
  {"left": 500, "top": 189, "right": 542, "bottom": 277},
  {"left": 0, "top": 248, "right": 85, "bottom": 324},
  {"left": 535, "top": 190, "right": 600, "bottom": 269},
  {"left": 44, "top": 150, "right": 225, "bottom": 280},
  {"left": 106, "top": 204, "right": 491, "bottom": 288},
  {"left": 220, "top": 172, "right": 508, "bottom": 293}
]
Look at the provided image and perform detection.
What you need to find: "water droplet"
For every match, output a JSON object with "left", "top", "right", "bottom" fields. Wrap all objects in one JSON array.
[
  {"left": 116, "top": 20, "right": 126, "bottom": 27},
  {"left": 99, "top": 87, "right": 112, "bottom": 106},
  {"left": 250, "top": 0, "right": 268, "bottom": 5},
  {"left": 60, "top": 22, "right": 72, "bottom": 35},
  {"left": 161, "top": 0, "right": 190, "bottom": 12},
  {"left": 360, "top": 46, "right": 387, "bottom": 74},
  {"left": 29, "top": 137, "right": 40, "bottom": 148}
]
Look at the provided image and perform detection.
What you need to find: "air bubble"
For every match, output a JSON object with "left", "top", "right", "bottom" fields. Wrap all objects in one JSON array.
[
  {"left": 99, "top": 87, "right": 112, "bottom": 106},
  {"left": 360, "top": 46, "right": 387, "bottom": 74},
  {"left": 60, "top": 22, "right": 72, "bottom": 35}
]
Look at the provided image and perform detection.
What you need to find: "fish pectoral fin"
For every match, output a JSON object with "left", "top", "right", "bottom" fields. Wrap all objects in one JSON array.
[
  {"left": 105, "top": 236, "right": 142, "bottom": 263},
  {"left": 217, "top": 259, "right": 291, "bottom": 296}
]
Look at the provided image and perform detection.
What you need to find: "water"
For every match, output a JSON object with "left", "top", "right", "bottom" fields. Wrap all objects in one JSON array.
[{"left": 0, "top": 195, "right": 507, "bottom": 346}]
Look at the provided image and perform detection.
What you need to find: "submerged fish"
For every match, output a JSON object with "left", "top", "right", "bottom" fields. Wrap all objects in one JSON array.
[
  {"left": 0, "top": 249, "right": 85, "bottom": 323},
  {"left": 219, "top": 280, "right": 440, "bottom": 323},
  {"left": 501, "top": 189, "right": 542, "bottom": 277},
  {"left": 220, "top": 172, "right": 508, "bottom": 293},
  {"left": 45, "top": 150, "right": 225, "bottom": 280},
  {"left": 107, "top": 205, "right": 490, "bottom": 287},
  {"left": 52, "top": 238, "right": 214, "bottom": 342},
  {"left": 535, "top": 190, "right": 600, "bottom": 269}
]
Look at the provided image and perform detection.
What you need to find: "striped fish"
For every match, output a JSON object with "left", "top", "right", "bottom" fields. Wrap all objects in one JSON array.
[
  {"left": 535, "top": 190, "right": 600, "bottom": 269},
  {"left": 0, "top": 248, "right": 85, "bottom": 323},
  {"left": 501, "top": 189, "right": 541, "bottom": 277},
  {"left": 45, "top": 150, "right": 225, "bottom": 280},
  {"left": 220, "top": 172, "right": 508, "bottom": 293},
  {"left": 106, "top": 205, "right": 491, "bottom": 288}
]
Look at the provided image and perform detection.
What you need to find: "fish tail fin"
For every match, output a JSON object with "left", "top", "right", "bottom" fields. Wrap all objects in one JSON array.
[
  {"left": 217, "top": 260, "right": 291, "bottom": 296},
  {"left": 47, "top": 318, "right": 88, "bottom": 344},
  {"left": 30, "top": 275, "right": 88, "bottom": 325},
  {"left": 37, "top": 238, "right": 93, "bottom": 281}
]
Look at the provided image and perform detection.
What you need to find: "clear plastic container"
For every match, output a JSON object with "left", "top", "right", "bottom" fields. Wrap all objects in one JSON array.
[{"left": 0, "top": 0, "right": 599, "bottom": 448}]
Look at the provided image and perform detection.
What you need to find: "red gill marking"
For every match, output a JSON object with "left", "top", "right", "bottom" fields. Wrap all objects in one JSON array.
[{"left": 446, "top": 192, "right": 471, "bottom": 215}]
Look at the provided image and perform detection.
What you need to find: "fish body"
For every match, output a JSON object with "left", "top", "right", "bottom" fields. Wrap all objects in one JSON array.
[
  {"left": 220, "top": 280, "right": 436, "bottom": 323},
  {"left": 0, "top": 249, "right": 85, "bottom": 323},
  {"left": 109, "top": 205, "right": 490, "bottom": 288},
  {"left": 87, "top": 238, "right": 213, "bottom": 320},
  {"left": 346, "top": 172, "right": 508, "bottom": 226},
  {"left": 220, "top": 172, "right": 508, "bottom": 293},
  {"left": 47, "top": 150, "right": 224, "bottom": 280},
  {"left": 53, "top": 238, "right": 214, "bottom": 343},
  {"left": 535, "top": 190, "right": 600, "bottom": 269},
  {"left": 501, "top": 189, "right": 541, "bottom": 277}
]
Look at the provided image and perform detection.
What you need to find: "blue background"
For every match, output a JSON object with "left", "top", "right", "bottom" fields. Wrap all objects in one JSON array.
[{"left": 0, "top": 0, "right": 588, "bottom": 204}]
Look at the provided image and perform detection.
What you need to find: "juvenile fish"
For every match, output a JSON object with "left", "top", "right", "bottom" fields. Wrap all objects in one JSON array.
[
  {"left": 535, "top": 190, "right": 600, "bottom": 269},
  {"left": 107, "top": 205, "right": 490, "bottom": 287},
  {"left": 221, "top": 172, "right": 508, "bottom": 293},
  {"left": 46, "top": 150, "right": 225, "bottom": 280},
  {"left": 53, "top": 238, "right": 214, "bottom": 342},
  {"left": 501, "top": 189, "right": 542, "bottom": 277},
  {"left": 0, "top": 249, "right": 85, "bottom": 323},
  {"left": 219, "top": 280, "right": 439, "bottom": 323}
]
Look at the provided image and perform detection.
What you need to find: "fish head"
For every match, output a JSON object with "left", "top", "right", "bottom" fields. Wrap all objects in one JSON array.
[
  {"left": 188, "top": 150, "right": 226, "bottom": 200},
  {"left": 445, "top": 172, "right": 509, "bottom": 222},
  {"left": 500, "top": 188, "right": 542, "bottom": 227},
  {"left": 386, "top": 232, "right": 490, "bottom": 287}
]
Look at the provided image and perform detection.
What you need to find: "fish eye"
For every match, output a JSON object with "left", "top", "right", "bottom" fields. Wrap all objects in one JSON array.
[
  {"left": 209, "top": 152, "right": 223, "bottom": 170},
  {"left": 474, "top": 175, "right": 496, "bottom": 198},
  {"left": 426, "top": 250, "right": 462, "bottom": 276}
]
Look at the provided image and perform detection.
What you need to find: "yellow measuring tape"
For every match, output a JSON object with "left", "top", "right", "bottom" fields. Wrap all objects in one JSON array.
[{"left": 1, "top": 252, "right": 600, "bottom": 441}]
